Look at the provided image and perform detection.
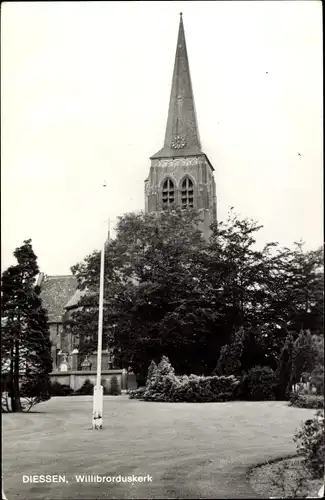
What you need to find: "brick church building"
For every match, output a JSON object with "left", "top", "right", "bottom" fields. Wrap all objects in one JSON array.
[{"left": 41, "top": 14, "right": 217, "bottom": 373}]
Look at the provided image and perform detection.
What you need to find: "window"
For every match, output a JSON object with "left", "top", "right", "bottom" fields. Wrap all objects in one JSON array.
[
  {"left": 162, "top": 178, "right": 175, "bottom": 208},
  {"left": 181, "top": 177, "right": 194, "bottom": 208}
]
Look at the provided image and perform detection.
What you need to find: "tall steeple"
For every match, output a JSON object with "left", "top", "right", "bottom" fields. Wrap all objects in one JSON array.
[
  {"left": 151, "top": 13, "right": 202, "bottom": 158},
  {"left": 145, "top": 14, "right": 217, "bottom": 239}
]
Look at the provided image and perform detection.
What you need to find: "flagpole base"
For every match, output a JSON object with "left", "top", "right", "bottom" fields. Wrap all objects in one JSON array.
[
  {"left": 92, "top": 385, "right": 103, "bottom": 429},
  {"left": 2, "top": 475, "right": 8, "bottom": 500}
]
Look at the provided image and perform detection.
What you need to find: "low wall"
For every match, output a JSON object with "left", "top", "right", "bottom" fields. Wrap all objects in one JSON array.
[{"left": 50, "top": 370, "right": 127, "bottom": 392}]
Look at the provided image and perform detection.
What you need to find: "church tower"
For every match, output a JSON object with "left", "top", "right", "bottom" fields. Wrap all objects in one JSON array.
[{"left": 144, "top": 13, "right": 217, "bottom": 238}]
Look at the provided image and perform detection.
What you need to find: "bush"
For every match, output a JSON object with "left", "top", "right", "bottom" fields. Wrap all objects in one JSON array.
[
  {"left": 240, "top": 366, "right": 276, "bottom": 401},
  {"left": 136, "top": 372, "right": 146, "bottom": 388},
  {"left": 208, "top": 374, "right": 240, "bottom": 401},
  {"left": 20, "top": 376, "right": 51, "bottom": 401},
  {"left": 50, "top": 381, "right": 74, "bottom": 396},
  {"left": 215, "top": 327, "right": 245, "bottom": 376},
  {"left": 290, "top": 330, "right": 315, "bottom": 388},
  {"left": 143, "top": 356, "right": 177, "bottom": 401},
  {"left": 75, "top": 379, "right": 94, "bottom": 395},
  {"left": 294, "top": 410, "right": 325, "bottom": 478},
  {"left": 146, "top": 360, "right": 158, "bottom": 387},
  {"left": 289, "top": 393, "right": 324, "bottom": 409},
  {"left": 169, "top": 374, "right": 240, "bottom": 403},
  {"left": 20, "top": 375, "right": 51, "bottom": 410},
  {"left": 109, "top": 375, "right": 121, "bottom": 395},
  {"left": 101, "top": 379, "right": 109, "bottom": 395},
  {"left": 275, "top": 333, "right": 294, "bottom": 400},
  {"left": 143, "top": 356, "right": 240, "bottom": 403},
  {"left": 310, "top": 365, "right": 324, "bottom": 395},
  {"left": 128, "top": 387, "right": 146, "bottom": 399}
]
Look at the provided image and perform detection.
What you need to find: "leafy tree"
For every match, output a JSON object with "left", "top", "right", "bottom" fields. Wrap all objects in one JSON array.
[
  {"left": 275, "top": 332, "right": 294, "bottom": 400},
  {"left": 311, "top": 334, "right": 324, "bottom": 366},
  {"left": 271, "top": 243, "right": 323, "bottom": 336},
  {"left": 1, "top": 239, "right": 52, "bottom": 412},
  {"left": 207, "top": 210, "right": 293, "bottom": 368},
  {"left": 240, "top": 324, "right": 288, "bottom": 373},
  {"left": 69, "top": 208, "right": 323, "bottom": 381},
  {"left": 310, "top": 335, "right": 324, "bottom": 394},
  {"left": 291, "top": 330, "right": 316, "bottom": 386},
  {"left": 74, "top": 208, "right": 289, "bottom": 377},
  {"left": 71, "top": 209, "right": 220, "bottom": 377},
  {"left": 207, "top": 211, "right": 286, "bottom": 327}
]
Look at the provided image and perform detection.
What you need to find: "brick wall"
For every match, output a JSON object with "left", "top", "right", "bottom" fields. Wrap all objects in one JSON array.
[{"left": 50, "top": 369, "right": 127, "bottom": 391}]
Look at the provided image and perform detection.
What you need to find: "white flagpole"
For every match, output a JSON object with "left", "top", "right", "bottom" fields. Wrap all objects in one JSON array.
[
  {"left": 92, "top": 182, "right": 107, "bottom": 430},
  {"left": 92, "top": 238, "right": 105, "bottom": 429}
]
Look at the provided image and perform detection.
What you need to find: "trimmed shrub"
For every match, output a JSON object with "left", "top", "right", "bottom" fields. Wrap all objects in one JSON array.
[
  {"left": 294, "top": 410, "right": 325, "bottom": 478},
  {"left": 50, "top": 381, "right": 74, "bottom": 396},
  {"left": 170, "top": 374, "right": 240, "bottom": 403},
  {"left": 75, "top": 379, "right": 94, "bottom": 395},
  {"left": 207, "top": 374, "right": 240, "bottom": 402},
  {"left": 109, "top": 375, "right": 121, "bottom": 395},
  {"left": 143, "top": 356, "right": 240, "bottom": 402},
  {"left": 289, "top": 393, "right": 324, "bottom": 409},
  {"left": 288, "top": 391, "right": 301, "bottom": 407},
  {"left": 240, "top": 366, "right": 276, "bottom": 401},
  {"left": 215, "top": 327, "right": 245, "bottom": 376},
  {"left": 144, "top": 356, "right": 176, "bottom": 401},
  {"left": 128, "top": 387, "right": 146, "bottom": 399}
]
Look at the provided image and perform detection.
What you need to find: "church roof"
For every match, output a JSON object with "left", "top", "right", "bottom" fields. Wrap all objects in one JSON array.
[
  {"left": 64, "top": 288, "right": 97, "bottom": 310},
  {"left": 64, "top": 288, "right": 87, "bottom": 310},
  {"left": 39, "top": 274, "right": 78, "bottom": 323},
  {"left": 151, "top": 14, "right": 203, "bottom": 159}
]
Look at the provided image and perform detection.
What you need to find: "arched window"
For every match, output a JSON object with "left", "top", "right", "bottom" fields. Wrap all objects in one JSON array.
[
  {"left": 162, "top": 178, "right": 175, "bottom": 208},
  {"left": 181, "top": 177, "right": 194, "bottom": 208}
]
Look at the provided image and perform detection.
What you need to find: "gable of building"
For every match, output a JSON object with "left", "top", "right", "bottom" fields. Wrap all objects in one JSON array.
[{"left": 39, "top": 274, "right": 78, "bottom": 323}]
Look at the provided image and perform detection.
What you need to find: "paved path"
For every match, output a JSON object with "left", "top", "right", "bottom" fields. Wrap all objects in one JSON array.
[{"left": 2, "top": 396, "right": 316, "bottom": 499}]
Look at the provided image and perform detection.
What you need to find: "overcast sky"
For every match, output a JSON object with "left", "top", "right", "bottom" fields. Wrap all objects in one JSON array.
[{"left": 1, "top": 1, "right": 323, "bottom": 275}]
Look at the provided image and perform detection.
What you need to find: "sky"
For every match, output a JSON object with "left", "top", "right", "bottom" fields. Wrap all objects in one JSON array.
[{"left": 1, "top": 1, "right": 323, "bottom": 275}]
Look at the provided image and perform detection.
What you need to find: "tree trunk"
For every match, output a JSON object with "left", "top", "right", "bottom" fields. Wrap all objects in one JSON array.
[
  {"left": 12, "top": 339, "right": 22, "bottom": 412},
  {"left": 9, "top": 341, "right": 15, "bottom": 412}
]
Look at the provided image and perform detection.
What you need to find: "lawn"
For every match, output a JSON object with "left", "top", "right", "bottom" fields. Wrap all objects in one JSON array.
[{"left": 2, "top": 395, "right": 317, "bottom": 499}]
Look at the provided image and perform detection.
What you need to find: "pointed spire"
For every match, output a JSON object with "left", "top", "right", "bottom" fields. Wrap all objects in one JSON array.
[{"left": 151, "top": 14, "right": 202, "bottom": 159}]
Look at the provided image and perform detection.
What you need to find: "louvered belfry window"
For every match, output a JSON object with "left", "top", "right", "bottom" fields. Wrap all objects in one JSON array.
[
  {"left": 181, "top": 177, "right": 194, "bottom": 208},
  {"left": 162, "top": 178, "right": 175, "bottom": 208}
]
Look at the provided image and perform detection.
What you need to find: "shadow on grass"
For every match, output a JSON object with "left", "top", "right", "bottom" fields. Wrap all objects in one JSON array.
[{"left": 3, "top": 410, "right": 48, "bottom": 414}]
